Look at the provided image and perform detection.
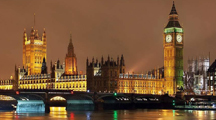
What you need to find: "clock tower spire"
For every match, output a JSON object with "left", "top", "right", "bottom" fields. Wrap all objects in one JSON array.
[
  {"left": 170, "top": 1, "right": 177, "bottom": 15},
  {"left": 163, "top": 1, "right": 184, "bottom": 95}
]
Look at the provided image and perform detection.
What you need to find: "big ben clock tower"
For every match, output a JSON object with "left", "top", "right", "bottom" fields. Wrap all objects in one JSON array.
[{"left": 164, "top": 2, "right": 184, "bottom": 95}]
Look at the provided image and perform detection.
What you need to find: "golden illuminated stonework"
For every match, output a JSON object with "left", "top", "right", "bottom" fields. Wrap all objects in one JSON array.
[
  {"left": 87, "top": 56, "right": 165, "bottom": 95},
  {"left": 163, "top": 2, "right": 184, "bottom": 95},
  {"left": 23, "top": 27, "right": 47, "bottom": 75},
  {"left": 14, "top": 32, "right": 86, "bottom": 92},
  {"left": 64, "top": 34, "right": 78, "bottom": 75}
]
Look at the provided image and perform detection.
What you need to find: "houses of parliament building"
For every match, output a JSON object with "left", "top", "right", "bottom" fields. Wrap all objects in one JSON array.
[{"left": 0, "top": 2, "right": 184, "bottom": 95}]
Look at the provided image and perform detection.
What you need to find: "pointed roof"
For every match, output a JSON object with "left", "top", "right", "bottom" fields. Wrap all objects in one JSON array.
[
  {"left": 34, "top": 13, "right": 36, "bottom": 29},
  {"left": 70, "top": 32, "right": 72, "bottom": 43},
  {"left": 68, "top": 33, "right": 73, "bottom": 47},
  {"left": 165, "top": 1, "right": 182, "bottom": 28},
  {"left": 42, "top": 57, "right": 46, "bottom": 63},
  {"left": 66, "top": 32, "right": 75, "bottom": 57},
  {"left": 169, "top": 1, "right": 178, "bottom": 15},
  {"left": 208, "top": 59, "right": 216, "bottom": 72}
]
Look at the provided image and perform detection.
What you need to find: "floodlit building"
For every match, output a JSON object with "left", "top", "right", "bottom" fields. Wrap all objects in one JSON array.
[
  {"left": 0, "top": 79, "right": 15, "bottom": 90},
  {"left": 17, "top": 33, "right": 86, "bottom": 91},
  {"left": 0, "top": 2, "right": 184, "bottom": 95},
  {"left": 184, "top": 57, "right": 209, "bottom": 95},
  {"left": 22, "top": 27, "right": 47, "bottom": 75},
  {"left": 87, "top": 1, "right": 184, "bottom": 95},
  {"left": 163, "top": 1, "right": 184, "bottom": 94},
  {"left": 207, "top": 59, "right": 216, "bottom": 95},
  {"left": 50, "top": 34, "right": 86, "bottom": 91},
  {"left": 0, "top": 14, "right": 86, "bottom": 91},
  {"left": 87, "top": 56, "right": 165, "bottom": 94}
]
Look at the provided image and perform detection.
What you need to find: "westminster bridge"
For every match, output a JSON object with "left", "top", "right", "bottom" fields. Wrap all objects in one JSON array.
[{"left": 0, "top": 90, "right": 215, "bottom": 112}]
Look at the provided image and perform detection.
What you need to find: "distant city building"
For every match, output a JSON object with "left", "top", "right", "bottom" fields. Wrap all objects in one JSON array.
[
  {"left": 184, "top": 57, "right": 209, "bottom": 95},
  {"left": 87, "top": 56, "right": 165, "bottom": 94},
  {"left": 207, "top": 59, "right": 216, "bottom": 95},
  {"left": 163, "top": 1, "right": 184, "bottom": 94}
]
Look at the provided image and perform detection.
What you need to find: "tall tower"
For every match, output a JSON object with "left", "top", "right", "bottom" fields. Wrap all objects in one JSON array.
[
  {"left": 65, "top": 33, "right": 78, "bottom": 75},
  {"left": 23, "top": 14, "right": 47, "bottom": 75},
  {"left": 164, "top": 2, "right": 184, "bottom": 95}
]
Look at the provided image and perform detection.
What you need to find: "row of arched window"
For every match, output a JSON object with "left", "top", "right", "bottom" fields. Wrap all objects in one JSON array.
[
  {"left": 119, "top": 81, "right": 163, "bottom": 87},
  {"left": 19, "top": 80, "right": 47, "bottom": 84},
  {"left": 55, "top": 83, "right": 86, "bottom": 89},
  {"left": 118, "top": 90, "right": 160, "bottom": 94}
]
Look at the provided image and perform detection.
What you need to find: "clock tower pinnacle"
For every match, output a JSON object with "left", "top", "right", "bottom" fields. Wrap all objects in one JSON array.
[{"left": 163, "top": 1, "right": 184, "bottom": 95}]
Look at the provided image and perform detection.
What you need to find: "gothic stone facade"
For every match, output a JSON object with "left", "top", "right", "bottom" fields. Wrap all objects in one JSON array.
[{"left": 87, "top": 56, "right": 165, "bottom": 94}]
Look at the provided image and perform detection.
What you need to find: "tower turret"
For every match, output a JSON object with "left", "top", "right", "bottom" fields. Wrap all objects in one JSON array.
[
  {"left": 64, "top": 33, "right": 78, "bottom": 75},
  {"left": 34, "top": 30, "right": 39, "bottom": 39},
  {"left": 50, "top": 60, "right": 53, "bottom": 71},
  {"left": 101, "top": 56, "right": 104, "bottom": 65},
  {"left": 30, "top": 27, "right": 35, "bottom": 42},
  {"left": 108, "top": 55, "right": 110, "bottom": 62},
  {"left": 41, "top": 57, "right": 47, "bottom": 74},
  {"left": 86, "top": 57, "right": 89, "bottom": 67},
  {"left": 117, "top": 56, "right": 119, "bottom": 66},
  {"left": 23, "top": 28, "right": 27, "bottom": 42},
  {"left": 120, "top": 54, "right": 125, "bottom": 73},
  {"left": 22, "top": 14, "right": 47, "bottom": 75},
  {"left": 120, "top": 54, "right": 125, "bottom": 66}
]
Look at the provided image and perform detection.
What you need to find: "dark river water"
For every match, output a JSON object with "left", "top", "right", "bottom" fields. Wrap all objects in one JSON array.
[{"left": 0, "top": 107, "right": 215, "bottom": 120}]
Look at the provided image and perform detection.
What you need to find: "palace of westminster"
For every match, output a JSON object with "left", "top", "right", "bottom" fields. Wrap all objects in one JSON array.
[{"left": 0, "top": 2, "right": 215, "bottom": 95}]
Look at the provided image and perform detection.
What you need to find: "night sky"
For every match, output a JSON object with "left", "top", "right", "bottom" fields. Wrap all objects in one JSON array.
[{"left": 0, "top": 0, "right": 216, "bottom": 79}]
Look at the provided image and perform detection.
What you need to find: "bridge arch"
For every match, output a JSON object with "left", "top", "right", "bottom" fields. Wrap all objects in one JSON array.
[
  {"left": 50, "top": 96, "right": 66, "bottom": 101},
  {"left": 48, "top": 94, "right": 94, "bottom": 104},
  {"left": 0, "top": 95, "right": 16, "bottom": 101}
]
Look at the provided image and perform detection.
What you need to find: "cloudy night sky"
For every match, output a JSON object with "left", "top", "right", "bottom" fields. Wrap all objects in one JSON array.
[{"left": 0, "top": 0, "right": 215, "bottom": 79}]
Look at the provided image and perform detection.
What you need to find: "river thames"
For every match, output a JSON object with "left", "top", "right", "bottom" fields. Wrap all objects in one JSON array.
[{"left": 0, "top": 107, "right": 215, "bottom": 120}]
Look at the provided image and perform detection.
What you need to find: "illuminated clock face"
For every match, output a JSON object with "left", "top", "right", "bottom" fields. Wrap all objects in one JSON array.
[
  {"left": 176, "top": 34, "right": 182, "bottom": 43},
  {"left": 166, "top": 35, "right": 172, "bottom": 43}
]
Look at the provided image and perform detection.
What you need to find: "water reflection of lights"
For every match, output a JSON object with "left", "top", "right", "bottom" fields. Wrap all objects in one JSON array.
[
  {"left": 86, "top": 112, "right": 91, "bottom": 120},
  {"left": 188, "top": 110, "right": 193, "bottom": 113},
  {"left": 123, "top": 110, "right": 127, "bottom": 115},
  {"left": 70, "top": 112, "right": 74, "bottom": 120},
  {"left": 0, "top": 111, "right": 14, "bottom": 119},
  {"left": 1, "top": 109, "right": 216, "bottom": 119},
  {"left": 50, "top": 107, "right": 66, "bottom": 112},
  {"left": 162, "top": 110, "right": 169, "bottom": 112},
  {"left": 113, "top": 110, "right": 118, "bottom": 120},
  {"left": 197, "top": 111, "right": 203, "bottom": 117},
  {"left": 210, "top": 111, "right": 215, "bottom": 119},
  {"left": 172, "top": 110, "right": 175, "bottom": 117},
  {"left": 49, "top": 107, "right": 67, "bottom": 119}
]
